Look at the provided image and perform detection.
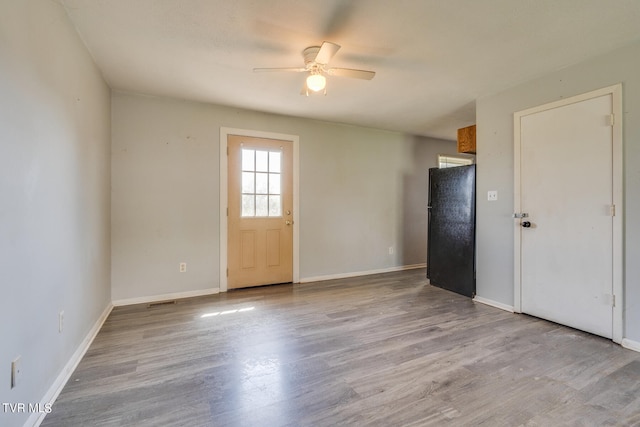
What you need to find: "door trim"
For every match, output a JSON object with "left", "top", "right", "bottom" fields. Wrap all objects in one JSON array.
[
  {"left": 513, "top": 84, "right": 623, "bottom": 343},
  {"left": 220, "top": 127, "right": 300, "bottom": 292}
]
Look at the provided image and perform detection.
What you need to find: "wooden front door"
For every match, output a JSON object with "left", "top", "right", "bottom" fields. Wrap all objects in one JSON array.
[{"left": 227, "top": 135, "right": 293, "bottom": 289}]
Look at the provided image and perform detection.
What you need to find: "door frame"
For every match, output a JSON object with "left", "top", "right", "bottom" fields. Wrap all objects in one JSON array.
[
  {"left": 513, "top": 84, "right": 623, "bottom": 343},
  {"left": 220, "top": 127, "right": 300, "bottom": 292}
]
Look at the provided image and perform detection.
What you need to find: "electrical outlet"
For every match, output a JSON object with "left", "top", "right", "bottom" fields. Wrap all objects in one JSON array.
[
  {"left": 11, "top": 356, "right": 22, "bottom": 389},
  {"left": 487, "top": 190, "right": 498, "bottom": 201},
  {"left": 179, "top": 262, "right": 187, "bottom": 273},
  {"left": 59, "top": 311, "right": 64, "bottom": 333}
]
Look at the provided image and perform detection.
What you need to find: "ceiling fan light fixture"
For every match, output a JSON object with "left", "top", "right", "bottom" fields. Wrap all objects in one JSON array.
[
  {"left": 306, "top": 74, "right": 326, "bottom": 92},
  {"left": 253, "top": 41, "right": 374, "bottom": 95}
]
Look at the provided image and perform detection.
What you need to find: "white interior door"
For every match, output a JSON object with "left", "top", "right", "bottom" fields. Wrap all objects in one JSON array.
[{"left": 516, "top": 92, "right": 615, "bottom": 338}]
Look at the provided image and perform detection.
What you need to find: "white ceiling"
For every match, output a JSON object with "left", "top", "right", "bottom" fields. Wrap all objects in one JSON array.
[{"left": 59, "top": 0, "right": 640, "bottom": 140}]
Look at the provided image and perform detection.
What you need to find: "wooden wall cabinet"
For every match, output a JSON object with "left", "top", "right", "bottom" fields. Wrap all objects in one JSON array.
[{"left": 457, "top": 125, "right": 476, "bottom": 154}]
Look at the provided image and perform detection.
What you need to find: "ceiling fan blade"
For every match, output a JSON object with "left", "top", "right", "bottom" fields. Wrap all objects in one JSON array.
[
  {"left": 253, "top": 67, "right": 307, "bottom": 73},
  {"left": 314, "top": 41, "right": 341, "bottom": 65},
  {"left": 322, "top": 0, "right": 356, "bottom": 38},
  {"left": 327, "top": 67, "right": 375, "bottom": 80}
]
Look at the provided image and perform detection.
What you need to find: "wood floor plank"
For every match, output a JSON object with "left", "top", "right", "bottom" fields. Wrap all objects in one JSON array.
[{"left": 41, "top": 269, "right": 640, "bottom": 426}]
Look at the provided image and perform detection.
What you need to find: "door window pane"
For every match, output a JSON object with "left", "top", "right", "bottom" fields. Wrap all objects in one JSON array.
[
  {"left": 255, "top": 173, "right": 268, "bottom": 194},
  {"left": 242, "top": 195, "right": 255, "bottom": 217},
  {"left": 242, "top": 172, "right": 255, "bottom": 193},
  {"left": 269, "top": 173, "right": 280, "bottom": 194},
  {"left": 269, "top": 195, "right": 281, "bottom": 216},
  {"left": 256, "top": 151, "right": 268, "bottom": 172},
  {"left": 242, "top": 149, "right": 255, "bottom": 171},
  {"left": 255, "top": 195, "right": 268, "bottom": 217},
  {"left": 269, "top": 152, "right": 281, "bottom": 173}
]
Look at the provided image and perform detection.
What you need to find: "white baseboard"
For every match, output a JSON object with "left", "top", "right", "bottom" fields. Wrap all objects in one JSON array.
[
  {"left": 30, "top": 303, "right": 113, "bottom": 427},
  {"left": 112, "top": 288, "right": 219, "bottom": 307},
  {"left": 473, "top": 295, "right": 515, "bottom": 313},
  {"left": 300, "top": 263, "right": 426, "bottom": 284},
  {"left": 622, "top": 338, "right": 640, "bottom": 353}
]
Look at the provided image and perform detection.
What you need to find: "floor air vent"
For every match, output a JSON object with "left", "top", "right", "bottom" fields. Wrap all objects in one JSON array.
[{"left": 147, "top": 300, "right": 176, "bottom": 308}]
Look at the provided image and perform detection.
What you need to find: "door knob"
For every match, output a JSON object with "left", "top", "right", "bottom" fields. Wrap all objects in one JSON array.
[
  {"left": 285, "top": 220, "right": 293, "bottom": 226},
  {"left": 522, "top": 221, "right": 531, "bottom": 228}
]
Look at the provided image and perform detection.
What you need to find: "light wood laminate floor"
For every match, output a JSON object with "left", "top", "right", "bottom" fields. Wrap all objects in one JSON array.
[{"left": 42, "top": 269, "right": 640, "bottom": 426}]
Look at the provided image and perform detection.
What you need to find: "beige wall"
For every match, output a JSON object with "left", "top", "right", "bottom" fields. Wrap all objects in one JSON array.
[
  {"left": 111, "top": 92, "right": 459, "bottom": 301},
  {"left": 0, "top": 2, "right": 112, "bottom": 426}
]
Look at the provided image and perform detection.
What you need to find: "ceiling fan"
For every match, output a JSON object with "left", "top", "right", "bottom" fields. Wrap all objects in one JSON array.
[{"left": 253, "top": 41, "right": 375, "bottom": 95}]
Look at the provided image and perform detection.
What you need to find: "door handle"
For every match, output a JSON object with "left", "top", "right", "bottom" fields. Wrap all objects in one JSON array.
[
  {"left": 285, "top": 220, "right": 293, "bottom": 226},
  {"left": 521, "top": 221, "right": 531, "bottom": 228}
]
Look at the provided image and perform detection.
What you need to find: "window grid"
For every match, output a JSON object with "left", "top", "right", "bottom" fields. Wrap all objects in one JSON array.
[{"left": 241, "top": 149, "right": 282, "bottom": 217}]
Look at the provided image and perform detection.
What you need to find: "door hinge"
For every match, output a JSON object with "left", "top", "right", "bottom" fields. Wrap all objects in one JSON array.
[
  {"left": 605, "top": 294, "right": 616, "bottom": 307},
  {"left": 610, "top": 204, "right": 616, "bottom": 217},
  {"left": 607, "top": 114, "right": 615, "bottom": 126},
  {"left": 227, "top": 146, "right": 229, "bottom": 155},
  {"left": 227, "top": 207, "right": 229, "bottom": 217},
  {"left": 226, "top": 268, "right": 228, "bottom": 277}
]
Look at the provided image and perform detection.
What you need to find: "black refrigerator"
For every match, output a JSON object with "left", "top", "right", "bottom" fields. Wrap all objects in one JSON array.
[{"left": 427, "top": 164, "right": 476, "bottom": 298}]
